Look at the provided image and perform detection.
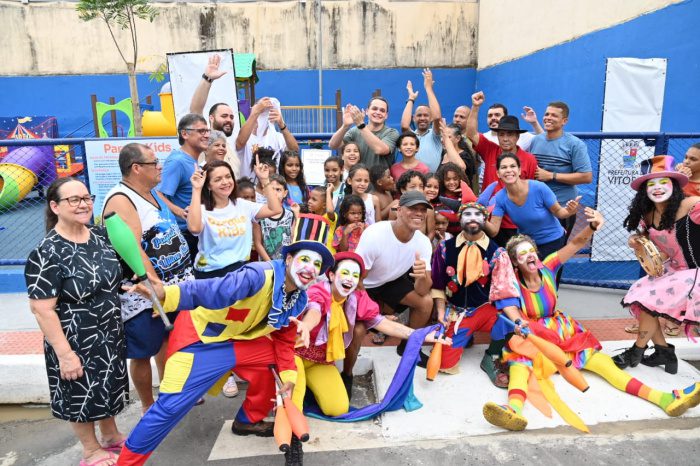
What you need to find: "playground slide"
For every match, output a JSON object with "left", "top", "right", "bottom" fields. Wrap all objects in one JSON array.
[{"left": 0, "top": 146, "right": 56, "bottom": 210}]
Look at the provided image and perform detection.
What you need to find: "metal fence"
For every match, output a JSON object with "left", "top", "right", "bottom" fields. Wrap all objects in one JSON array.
[{"left": 2, "top": 132, "right": 699, "bottom": 290}]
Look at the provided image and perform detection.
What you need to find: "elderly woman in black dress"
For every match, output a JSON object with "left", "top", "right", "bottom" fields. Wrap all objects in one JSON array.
[{"left": 25, "top": 178, "right": 128, "bottom": 466}]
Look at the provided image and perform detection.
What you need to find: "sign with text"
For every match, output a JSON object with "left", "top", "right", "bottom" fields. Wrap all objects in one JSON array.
[
  {"left": 302, "top": 148, "right": 332, "bottom": 186},
  {"left": 84, "top": 138, "right": 177, "bottom": 222}
]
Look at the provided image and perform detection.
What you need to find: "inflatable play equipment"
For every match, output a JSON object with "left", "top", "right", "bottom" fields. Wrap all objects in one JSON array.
[
  {"left": 142, "top": 92, "right": 177, "bottom": 137},
  {"left": 0, "top": 146, "right": 57, "bottom": 210}
]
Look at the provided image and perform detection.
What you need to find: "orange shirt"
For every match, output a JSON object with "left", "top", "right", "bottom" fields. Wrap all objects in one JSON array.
[{"left": 683, "top": 180, "right": 700, "bottom": 197}]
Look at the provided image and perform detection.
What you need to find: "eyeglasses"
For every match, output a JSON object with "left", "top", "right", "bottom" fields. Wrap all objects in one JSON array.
[
  {"left": 59, "top": 195, "right": 96, "bottom": 207},
  {"left": 186, "top": 128, "right": 211, "bottom": 135},
  {"left": 132, "top": 160, "right": 161, "bottom": 168}
]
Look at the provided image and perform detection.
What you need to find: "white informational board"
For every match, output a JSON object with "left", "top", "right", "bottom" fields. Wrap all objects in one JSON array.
[
  {"left": 592, "top": 57, "right": 666, "bottom": 262},
  {"left": 302, "top": 149, "right": 332, "bottom": 185},
  {"left": 84, "top": 138, "right": 177, "bottom": 222},
  {"left": 167, "top": 50, "right": 240, "bottom": 139}
]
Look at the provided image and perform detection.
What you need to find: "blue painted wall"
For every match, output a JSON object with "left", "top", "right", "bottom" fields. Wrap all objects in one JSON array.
[
  {"left": 0, "top": 68, "right": 475, "bottom": 138},
  {"left": 476, "top": 0, "right": 700, "bottom": 133}
]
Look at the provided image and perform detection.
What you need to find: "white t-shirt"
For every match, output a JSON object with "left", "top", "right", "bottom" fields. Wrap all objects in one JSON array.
[
  {"left": 355, "top": 221, "right": 432, "bottom": 288},
  {"left": 194, "top": 199, "right": 262, "bottom": 272},
  {"left": 484, "top": 130, "right": 535, "bottom": 152},
  {"left": 237, "top": 130, "right": 287, "bottom": 180}
]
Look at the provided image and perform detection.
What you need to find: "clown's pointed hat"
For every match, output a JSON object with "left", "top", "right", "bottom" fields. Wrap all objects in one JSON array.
[{"left": 281, "top": 214, "right": 334, "bottom": 273}]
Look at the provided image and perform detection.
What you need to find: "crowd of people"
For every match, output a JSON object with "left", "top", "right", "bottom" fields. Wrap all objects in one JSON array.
[{"left": 23, "top": 61, "right": 700, "bottom": 466}]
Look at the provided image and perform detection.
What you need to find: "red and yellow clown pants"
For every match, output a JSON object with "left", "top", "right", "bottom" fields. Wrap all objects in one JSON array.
[
  {"left": 440, "top": 303, "right": 498, "bottom": 371},
  {"left": 117, "top": 338, "right": 277, "bottom": 465}
]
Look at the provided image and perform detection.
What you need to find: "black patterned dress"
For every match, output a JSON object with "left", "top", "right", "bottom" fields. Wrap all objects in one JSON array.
[{"left": 24, "top": 226, "right": 128, "bottom": 422}]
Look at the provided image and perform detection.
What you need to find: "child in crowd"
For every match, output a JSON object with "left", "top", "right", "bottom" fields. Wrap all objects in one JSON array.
[
  {"left": 236, "top": 177, "right": 259, "bottom": 262},
  {"left": 345, "top": 164, "right": 380, "bottom": 224},
  {"left": 431, "top": 209, "right": 453, "bottom": 250},
  {"left": 340, "top": 142, "right": 361, "bottom": 179},
  {"left": 436, "top": 162, "right": 476, "bottom": 235},
  {"left": 332, "top": 194, "right": 367, "bottom": 253},
  {"left": 390, "top": 132, "right": 430, "bottom": 181},
  {"left": 236, "top": 177, "right": 257, "bottom": 203},
  {"left": 279, "top": 150, "right": 309, "bottom": 206},
  {"left": 370, "top": 165, "right": 396, "bottom": 220},
  {"left": 252, "top": 148, "right": 277, "bottom": 204},
  {"left": 253, "top": 174, "right": 297, "bottom": 261},
  {"left": 424, "top": 172, "right": 445, "bottom": 210},
  {"left": 307, "top": 184, "right": 338, "bottom": 254},
  {"left": 324, "top": 156, "right": 345, "bottom": 209}
]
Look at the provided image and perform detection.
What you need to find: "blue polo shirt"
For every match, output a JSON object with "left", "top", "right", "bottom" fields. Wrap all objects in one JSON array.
[
  {"left": 157, "top": 148, "right": 197, "bottom": 230},
  {"left": 529, "top": 132, "right": 591, "bottom": 203},
  {"left": 414, "top": 128, "right": 443, "bottom": 172}
]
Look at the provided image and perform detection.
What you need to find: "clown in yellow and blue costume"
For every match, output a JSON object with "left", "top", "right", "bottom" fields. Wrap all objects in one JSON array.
[{"left": 118, "top": 215, "right": 334, "bottom": 466}]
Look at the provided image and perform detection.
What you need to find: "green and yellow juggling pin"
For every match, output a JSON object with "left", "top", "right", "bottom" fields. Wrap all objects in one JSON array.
[{"left": 104, "top": 211, "right": 174, "bottom": 331}]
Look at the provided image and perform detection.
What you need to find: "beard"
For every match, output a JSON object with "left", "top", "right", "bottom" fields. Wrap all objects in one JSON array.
[{"left": 461, "top": 222, "right": 483, "bottom": 235}]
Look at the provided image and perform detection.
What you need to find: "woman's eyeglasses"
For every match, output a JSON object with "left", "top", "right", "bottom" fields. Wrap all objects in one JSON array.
[{"left": 59, "top": 195, "right": 96, "bottom": 207}]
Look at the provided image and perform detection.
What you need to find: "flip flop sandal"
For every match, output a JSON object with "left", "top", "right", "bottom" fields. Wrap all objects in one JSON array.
[
  {"left": 372, "top": 332, "right": 386, "bottom": 345},
  {"left": 101, "top": 439, "right": 125, "bottom": 453},
  {"left": 624, "top": 323, "right": 640, "bottom": 334},
  {"left": 664, "top": 325, "right": 681, "bottom": 337},
  {"left": 79, "top": 451, "right": 118, "bottom": 466}
]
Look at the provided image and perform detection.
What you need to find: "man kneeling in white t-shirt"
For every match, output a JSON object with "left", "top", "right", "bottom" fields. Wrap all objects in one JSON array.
[{"left": 353, "top": 191, "right": 434, "bottom": 373}]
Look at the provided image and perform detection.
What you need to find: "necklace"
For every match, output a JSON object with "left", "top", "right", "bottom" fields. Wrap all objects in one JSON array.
[{"left": 282, "top": 281, "right": 300, "bottom": 311}]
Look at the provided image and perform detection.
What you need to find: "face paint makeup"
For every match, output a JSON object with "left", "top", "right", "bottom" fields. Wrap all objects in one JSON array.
[
  {"left": 332, "top": 260, "right": 361, "bottom": 297},
  {"left": 290, "top": 249, "right": 323, "bottom": 290},
  {"left": 515, "top": 241, "right": 538, "bottom": 272},
  {"left": 460, "top": 207, "right": 485, "bottom": 234},
  {"left": 646, "top": 177, "right": 673, "bottom": 203}
]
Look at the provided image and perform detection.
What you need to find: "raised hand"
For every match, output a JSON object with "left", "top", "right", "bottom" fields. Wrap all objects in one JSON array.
[
  {"left": 349, "top": 105, "right": 366, "bottom": 127},
  {"left": 251, "top": 97, "right": 273, "bottom": 117},
  {"left": 565, "top": 196, "right": 582, "bottom": 216},
  {"left": 584, "top": 206, "right": 604, "bottom": 231},
  {"left": 204, "top": 54, "right": 227, "bottom": 80},
  {"left": 676, "top": 163, "right": 692, "bottom": 177},
  {"left": 406, "top": 80, "right": 419, "bottom": 101},
  {"left": 190, "top": 163, "right": 205, "bottom": 190},
  {"left": 521, "top": 106, "right": 538, "bottom": 124},
  {"left": 342, "top": 104, "right": 355, "bottom": 127},
  {"left": 422, "top": 68, "right": 435, "bottom": 90},
  {"left": 472, "top": 91, "right": 485, "bottom": 107},
  {"left": 253, "top": 153, "right": 270, "bottom": 183},
  {"left": 269, "top": 107, "right": 283, "bottom": 125}
]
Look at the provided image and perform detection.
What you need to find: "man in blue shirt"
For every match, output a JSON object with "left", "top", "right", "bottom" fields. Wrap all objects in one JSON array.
[
  {"left": 157, "top": 113, "right": 210, "bottom": 263},
  {"left": 399, "top": 68, "right": 444, "bottom": 172},
  {"left": 530, "top": 102, "right": 592, "bottom": 238}
]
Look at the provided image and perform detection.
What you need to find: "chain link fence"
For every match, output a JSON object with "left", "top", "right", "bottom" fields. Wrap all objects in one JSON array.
[
  {"left": 1, "top": 133, "right": 698, "bottom": 290},
  {"left": 0, "top": 140, "right": 87, "bottom": 266}
]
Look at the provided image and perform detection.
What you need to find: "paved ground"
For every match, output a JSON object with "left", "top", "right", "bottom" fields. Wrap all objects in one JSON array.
[{"left": 3, "top": 285, "right": 700, "bottom": 465}]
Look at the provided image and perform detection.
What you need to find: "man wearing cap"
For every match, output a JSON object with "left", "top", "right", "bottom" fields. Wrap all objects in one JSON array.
[
  {"left": 431, "top": 202, "right": 509, "bottom": 387},
  {"left": 529, "top": 101, "right": 592, "bottom": 239},
  {"left": 355, "top": 191, "right": 434, "bottom": 365},
  {"left": 466, "top": 91, "right": 539, "bottom": 245},
  {"left": 118, "top": 215, "right": 334, "bottom": 466}
]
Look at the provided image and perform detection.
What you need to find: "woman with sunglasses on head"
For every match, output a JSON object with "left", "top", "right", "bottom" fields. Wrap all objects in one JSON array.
[{"left": 25, "top": 178, "right": 128, "bottom": 466}]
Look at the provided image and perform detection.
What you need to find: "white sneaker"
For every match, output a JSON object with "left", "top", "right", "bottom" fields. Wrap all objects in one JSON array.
[{"left": 222, "top": 375, "right": 239, "bottom": 398}]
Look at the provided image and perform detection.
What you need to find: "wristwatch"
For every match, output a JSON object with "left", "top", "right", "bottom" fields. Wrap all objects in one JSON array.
[
  {"left": 357, "top": 123, "right": 366, "bottom": 130},
  {"left": 202, "top": 73, "right": 214, "bottom": 83}
]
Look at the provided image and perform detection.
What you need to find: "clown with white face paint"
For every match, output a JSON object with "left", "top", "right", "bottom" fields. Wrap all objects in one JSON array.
[
  {"left": 483, "top": 206, "right": 700, "bottom": 434},
  {"left": 292, "top": 251, "right": 450, "bottom": 417},
  {"left": 616, "top": 155, "right": 700, "bottom": 376},
  {"left": 119, "top": 214, "right": 334, "bottom": 465},
  {"left": 431, "top": 202, "right": 509, "bottom": 387}
]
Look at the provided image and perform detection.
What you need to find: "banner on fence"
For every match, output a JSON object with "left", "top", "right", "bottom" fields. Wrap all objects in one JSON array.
[
  {"left": 84, "top": 138, "right": 177, "bottom": 223},
  {"left": 592, "top": 58, "right": 666, "bottom": 262}
]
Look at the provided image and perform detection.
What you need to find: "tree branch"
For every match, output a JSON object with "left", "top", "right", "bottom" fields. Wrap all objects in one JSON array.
[{"left": 102, "top": 11, "right": 128, "bottom": 66}]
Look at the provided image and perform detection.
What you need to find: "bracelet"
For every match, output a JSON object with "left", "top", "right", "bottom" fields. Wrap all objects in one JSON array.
[
  {"left": 552, "top": 172, "right": 557, "bottom": 182},
  {"left": 407, "top": 99, "right": 415, "bottom": 103},
  {"left": 279, "top": 124, "right": 287, "bottom": 132},
  {"left": 356, "top": 123, "right": 366, "bottom": 130},
  {"left": 589, "top": 223, "right": 598, "bottom": 231},
  {"left": 202, "top": 73, "right": 214, "bottom": 83},
  {"left": 514, "top": 319, "right": 522, "bottom": 326}
]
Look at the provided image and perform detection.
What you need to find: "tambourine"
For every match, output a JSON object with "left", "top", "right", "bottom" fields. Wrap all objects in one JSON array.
[{"left": 634, "top": 236, "right": 664, "bottom": 277}]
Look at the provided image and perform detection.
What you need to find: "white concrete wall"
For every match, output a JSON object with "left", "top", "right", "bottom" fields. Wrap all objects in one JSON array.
[
  {"left": 0, "top": 0, "right": 478, "bottom": 75},
  {"left": 477, "top": 0, "right": 684, "bottom": 69}
]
